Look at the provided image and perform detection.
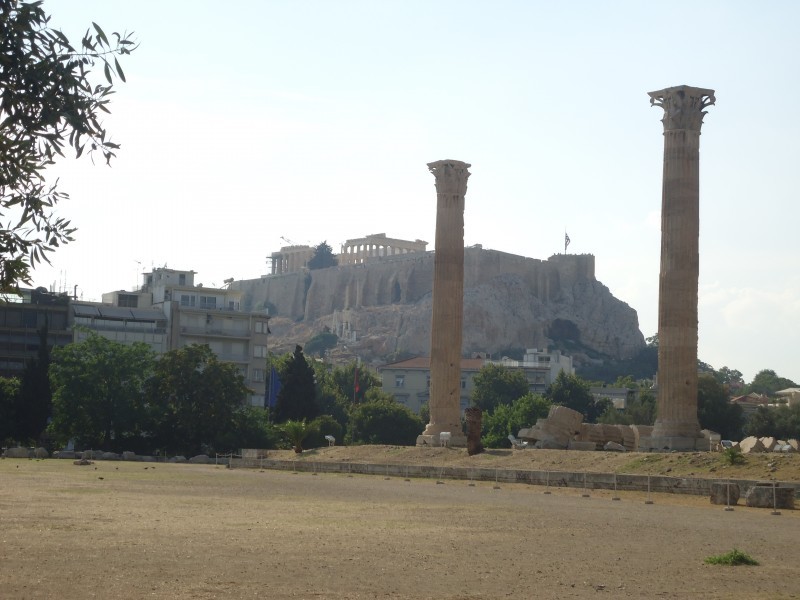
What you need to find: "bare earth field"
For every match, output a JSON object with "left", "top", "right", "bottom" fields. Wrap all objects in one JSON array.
[{"left": 2, "top": 449, "right": 799, "bottom": 600}]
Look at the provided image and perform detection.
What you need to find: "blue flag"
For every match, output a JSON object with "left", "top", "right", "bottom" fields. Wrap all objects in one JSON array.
[{"left": 267, "top": 366, "right": 282, "bottom": 408}]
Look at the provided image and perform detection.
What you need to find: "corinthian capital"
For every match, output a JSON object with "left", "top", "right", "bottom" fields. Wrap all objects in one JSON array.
[
  {"left": 427, "top": 160, "right": 471, "bottom": 196},
  {"left": 648, "top": 85, "right": 715, "bottom": 132}
]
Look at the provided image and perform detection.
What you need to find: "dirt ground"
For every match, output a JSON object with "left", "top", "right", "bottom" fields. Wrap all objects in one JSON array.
[{"left": 2, "top": 453, "right": 799, "bottom": 600}]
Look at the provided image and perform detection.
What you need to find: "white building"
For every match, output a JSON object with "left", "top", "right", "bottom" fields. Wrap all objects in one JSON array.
[
  {"left": 486, "top": 348, "right": 574, "bottom": 394},
  {"left": 99, "top": 268, "right": 271, "bottom": 406},
  {"left": 71, "top": 302, "right": 169, "bottom": 354}
]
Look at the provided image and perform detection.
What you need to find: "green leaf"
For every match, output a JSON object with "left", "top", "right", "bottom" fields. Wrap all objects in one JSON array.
[
  {"left": 114, "top": 58, "right": 126, "bottom": 82},
  {"left": 92, "top": 22, "right": 109, "bottom": 46},
  {"left": 103, "top": 62, "right": 112, "bottom": 84}
]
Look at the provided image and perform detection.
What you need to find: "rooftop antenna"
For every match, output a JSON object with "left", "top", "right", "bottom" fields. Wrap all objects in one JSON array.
[{"left": 135, "top": 260, "right": 142, "bottom": 290}]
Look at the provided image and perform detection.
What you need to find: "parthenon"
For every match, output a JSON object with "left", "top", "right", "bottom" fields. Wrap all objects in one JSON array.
[
  {"left": 269, "top": 234, "right": 429, "bottom": 275},
  {"left": 338, "top": 233, "right": 428, "bottom": 265}
]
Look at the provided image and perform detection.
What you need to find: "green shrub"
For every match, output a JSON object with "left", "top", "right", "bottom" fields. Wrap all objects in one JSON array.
[
  {"left": 721, "top": 446, "right": 745, "bottom": 465},
  {"left": 704, "top": 549, "right": 758, "bottom": 566},
  {"left": 306, "top": 415, "right": 344, "bottom": 448}
]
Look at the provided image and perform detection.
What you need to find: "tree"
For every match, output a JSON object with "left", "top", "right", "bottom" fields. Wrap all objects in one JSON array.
[
  {"left": 213, "top": 406, "right": 281, "bottom": 453},
  {"left": 330, "top": 361, "right": 379, "bottom": 404},
  {"left": 304, "top": 330, "right": 338, "bottom": 357},
  {"left": 613, "top": 375, "right": 637, "bottom": 389},
  {"left": 598, "top": 389, "right": 657, "bottom": 426},
  {"left": 746, "top": 369, "right": 797, "bottom": 396},
  {"left": 545, "top": 371, "right": 608, "bottom": 423},
  {"left": 0, "top": 1, "right": 135, "bottom": 291},
  {"left": 307, "top": 241, "right": 338, "bottom": 270},
  {"left": 306, "top": 414, "right": 344, "bottom": 449},
  {"left": 147, "top": 344, "right": 249, "bottom": 455},
  {"left": 347, "top": 393, "right": 423, "bottom": 445},
  {"left": 481, "top": 393, "right": 551, "bottom": 448},
  {"left": 697, "top": 374, "right": 744, "bottom": 440},
  {"left": 281, "top": 419, "right": 319, "bottom": 453},
  {"left": 744, "top": 406, "right": 776, "bottom": 438},
  {"left": 274, "top": 345, "right": 318, "bottom": 422},
  {"left": 49, "top": 334, "right": 154, "bottom": 450},
  {"left": 471, "top": 364, "right": 530, "bottom": 413},
  {"left": 744, "top": 404, "right": 800, "bottom": 440},
  {"left": 715, "top": 366, "right": 744, "bottom": 386}
]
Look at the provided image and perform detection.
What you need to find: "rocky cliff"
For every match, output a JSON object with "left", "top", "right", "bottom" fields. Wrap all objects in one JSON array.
[{"left": 232, "top": 248, "right": 645, "bottom": 366}]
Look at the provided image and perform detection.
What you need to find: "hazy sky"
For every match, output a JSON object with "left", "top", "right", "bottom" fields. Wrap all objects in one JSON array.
[{"left": 34, "top": 1, "right": 799, "bottom": 383}]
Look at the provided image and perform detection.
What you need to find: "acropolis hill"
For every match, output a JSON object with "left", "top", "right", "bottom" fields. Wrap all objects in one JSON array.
[{"left": 232, "top": 245, "right": 645, "bottom": 366}]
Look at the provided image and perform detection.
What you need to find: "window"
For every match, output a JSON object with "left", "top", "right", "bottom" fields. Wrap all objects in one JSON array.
[
  {"left": 199, "top": 296, "right": 217, "bottom": 309},
  {"left": 180, "top": 294, "right": 196, "bottom": 307},
  {"left": 253, "top": 345, "right": 267, "bottom": 358},
  {"left": 251, "top": 368, "right": 265, "bottom": 382},
  {"left": 179, "top": 274, "right": 186, "bottom": 285},
  {"left": 22, "top": 310, "right": 37, "bottom": 328},
  {"left": 118, "top": 294, "right": 138, "bottom": 308},
  {"left": 461, "top": 379, "right": 467, "bottom": 389},
  {"left": 395, "top": 375, "right": 405, "bottom": 388},
  {"left": 255, "top": 320, "right": 270, "bottom": 334}
]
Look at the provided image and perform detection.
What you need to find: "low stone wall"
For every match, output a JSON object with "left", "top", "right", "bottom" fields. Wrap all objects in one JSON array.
[{"left": 235, "top": 458, "right": 800, "bottom": 501}]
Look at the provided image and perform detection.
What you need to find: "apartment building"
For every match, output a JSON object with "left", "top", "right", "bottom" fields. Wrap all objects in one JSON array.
[
  {"left": 102, "top": 268, "right": 271, "bottom": 406},
  {"left": 379, "top": 348, "right": 574, "bottom": 414}
]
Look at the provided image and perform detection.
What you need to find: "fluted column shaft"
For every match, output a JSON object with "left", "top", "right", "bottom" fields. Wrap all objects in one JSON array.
[
  {"left": 649, "top": 85, "right": 715, "bottom": 442},
  {"left": 423, "top": 160, "right": 470, "bottom": 444}
]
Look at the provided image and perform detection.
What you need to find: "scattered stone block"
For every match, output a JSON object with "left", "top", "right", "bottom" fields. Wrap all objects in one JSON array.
[
  {"left": 603, "top": 441, "right": 626, "bottom": 452},
  {"left": 739, "top": 437, "right": 765, "bottom": 454},
  {"left": 536, "top": 439, "right": 567, "bottom": 450},
  {"left": 745, "top": 484, "right": 795, "bottom": 509},
  {"left": 631, "top": 425, "right": 654, "bottom": 451},
  {"left": 33, "top": 447, "right": 48, "bottom": 459},
  {"left": 189, "top": 454, "right": 210, "bottom": 464},
  {"left": 788, "top": 439, "right": 800, "bottom": 451},
  {"left": 4, "top": 447, "right": 32, "bottom": 458},
  {"left": 710, "top": 482, "right": 739, "bottom": 505},
  {"left": 601, "top": 424, "right": 623, "bottom": 444},
  {"left": 759, "top": 437, "right": 777, "bottom": 452},
  {"left": 517, "top": 428, "right": 533, "bottom": 440},
  {"left": 567, "top": 440, "right": 597, "bottom": 451},
  {"left": 547, "top": 405, "right": 584, "bottom": 433}
]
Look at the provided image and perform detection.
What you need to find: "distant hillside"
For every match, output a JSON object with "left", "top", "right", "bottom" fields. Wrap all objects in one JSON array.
[{"left": 232, "top": 247, "right": 645, "bottom": 370}]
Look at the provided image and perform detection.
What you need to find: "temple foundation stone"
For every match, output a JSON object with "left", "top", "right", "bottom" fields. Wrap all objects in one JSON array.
[
  {"left": 642, "top": 85, "right": 715, "bottom": 451},
  {"left": 417, "top": 160, "right": 471, "bottom": 447}
]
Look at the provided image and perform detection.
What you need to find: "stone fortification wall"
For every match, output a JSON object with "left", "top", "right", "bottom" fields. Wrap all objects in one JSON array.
[
  {"left": 236, "top": 249, "right": 596, "bottom": 320},
  {"left": 234, "top": 271, "right": 307, "bottom": 318},
  {"left": 233, "top": 248, "right": 642, "bottom": 362}
]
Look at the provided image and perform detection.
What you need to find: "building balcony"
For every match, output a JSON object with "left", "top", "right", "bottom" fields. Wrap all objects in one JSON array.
[{"left": 179, "top": 326, "right": 250, "bottom": 339}]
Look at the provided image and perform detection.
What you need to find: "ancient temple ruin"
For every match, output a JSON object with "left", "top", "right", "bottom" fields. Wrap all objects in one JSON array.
[
  {"left": 338, "top": 234, "right": 427, "bottom": 265},
  {"left": 644, "top": 85, "right": 715, "bottom": 450},
  {"left": 418, "top": 160, "right": 471, "bottom": 447}
]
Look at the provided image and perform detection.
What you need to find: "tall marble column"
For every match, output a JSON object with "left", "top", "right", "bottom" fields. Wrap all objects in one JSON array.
[
  {"left": 418, "top": 160, "right": 470, "bottom": 447},
  {"left": 648, "top": 85, "right": 715, "bottom": 449}
]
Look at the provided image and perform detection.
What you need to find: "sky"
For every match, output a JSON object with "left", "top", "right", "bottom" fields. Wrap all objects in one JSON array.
[{"left": 31, "top": 0, "right": 799, "bottom": 384}]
